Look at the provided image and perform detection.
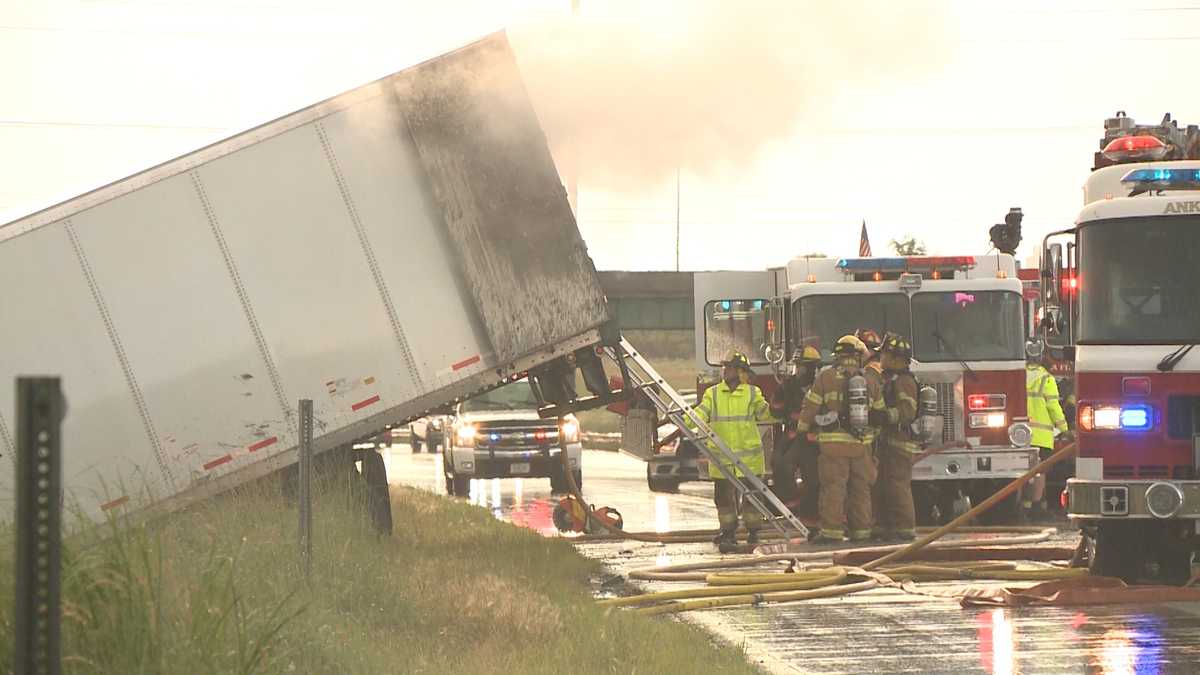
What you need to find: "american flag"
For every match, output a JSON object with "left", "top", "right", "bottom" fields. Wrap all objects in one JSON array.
[{"left": 859, "top": 220, "right": 872, "bottom": 257}]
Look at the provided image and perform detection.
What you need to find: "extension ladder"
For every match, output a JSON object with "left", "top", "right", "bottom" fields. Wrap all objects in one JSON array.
[{"left": 604, "top": 338, "right": 809, "bottom": 541}]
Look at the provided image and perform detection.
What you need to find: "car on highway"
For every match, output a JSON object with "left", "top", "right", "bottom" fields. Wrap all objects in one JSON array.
[
  {"left": 409, "top": 415, "right": 447, "bottom": 453},
  {"left": 443, "top": 380, "right": 582, "bottom": 496}
]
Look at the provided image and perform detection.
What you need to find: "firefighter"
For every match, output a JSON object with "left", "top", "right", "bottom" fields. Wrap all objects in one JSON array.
[
  {"left": 770, "top": 345, "right": 822, "bottom": 513},
  {"left": 795, "top": 335, "right": 886, "bottom": 543},
  {"left": 1024, "top": 339, "right": 1071, "bottom": 521},
  {"left": 871, "top": 334, "right": 920, "bottom": 541},
  {"left": 692, "top": 351, "right": 774, "bottom": 553}
]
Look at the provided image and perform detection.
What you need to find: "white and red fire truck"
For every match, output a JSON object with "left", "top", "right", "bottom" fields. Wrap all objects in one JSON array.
[
  {"left": 1054, "top": 112, "right": 1200, "bottom": 582},
  {"left": 644, "top": 254, "right": 1036, "bottom": 523}
]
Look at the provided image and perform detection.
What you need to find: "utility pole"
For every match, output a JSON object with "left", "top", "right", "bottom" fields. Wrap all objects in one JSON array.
[{"left": 675, "top": 167, "right": 681, "bottom": 272}]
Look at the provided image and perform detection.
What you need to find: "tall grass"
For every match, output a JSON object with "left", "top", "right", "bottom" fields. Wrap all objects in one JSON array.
[{"left": 1, "top": 474, "right": 757, "bottom": 674}]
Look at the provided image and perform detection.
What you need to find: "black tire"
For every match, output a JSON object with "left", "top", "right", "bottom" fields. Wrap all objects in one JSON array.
[
  {"left": 410, "top": 427, "right": 422, "bottom": 453},
  {"left": 646, "top": 464, "right": 680, "bottom": 493},
  {"left": 428, "top": 433, "right": 442, "bottom": 453},
  {"left": 445, "top": 471, "right": 471, "bottom": 496},
  {"left": 360, "top": 450, "right": 393, "bottom": 536},
  {"left": 1089, "top": 521, "right": 1144, "bottom": 583},
  {"left": 550, "top": 470, "right": 568, "bottom": 494},
  {"left": 573, "top": 470, "right": 583, "bottom": 490}
]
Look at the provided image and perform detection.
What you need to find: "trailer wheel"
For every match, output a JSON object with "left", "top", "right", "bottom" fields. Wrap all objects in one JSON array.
[
  {"left": 1089, "top": 521, "right": 1144, "bottom": 583},
  {"left": 360, "top": 450, "right": 393, "bottom": 536}
]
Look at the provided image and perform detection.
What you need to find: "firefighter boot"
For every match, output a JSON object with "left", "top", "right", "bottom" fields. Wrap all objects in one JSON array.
[
  {"left": 746, "top": 529, "right": 760, "bottom": 547},
  {"left": 715, "top": 528, "right": 737, "bottom": 553}
]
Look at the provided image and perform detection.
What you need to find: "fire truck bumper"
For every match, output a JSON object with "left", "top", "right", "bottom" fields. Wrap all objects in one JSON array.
[
  {"left": 912, "top": 447, "right": 1035, "bottom": 481},
  {"left": 1067, "top": 479, "right": 1200, "bottom": 521}
]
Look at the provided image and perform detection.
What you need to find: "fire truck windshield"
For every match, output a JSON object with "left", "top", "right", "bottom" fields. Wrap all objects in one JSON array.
[
  {"left": 911, "top": 291, "right": 1024, "bottom": 362},
  {"left": 795, "top": 293, "right": 909, "bottom": 360},
  {"left": 1079, "top": 216, "right": 1200, "bottom": 344}
]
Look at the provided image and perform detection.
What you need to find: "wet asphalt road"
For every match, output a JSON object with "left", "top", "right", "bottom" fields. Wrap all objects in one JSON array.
[{"left": 383, "top": 444, "right": 1200, "bottom": 674}]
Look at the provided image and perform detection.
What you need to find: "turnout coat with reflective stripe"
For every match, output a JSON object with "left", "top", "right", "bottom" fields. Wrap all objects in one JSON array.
[
  {"left": 692, "top": 381, "right": 772, "bottom": 478},
  {"left": 794, "top": 364, "right": 886, "bottom": 457},
  {"left": 1026, "top": 363, "right": 1068, "bottom": 449},
  {"left": 881, "top": 369, "right": 920, "bottom": 453}
]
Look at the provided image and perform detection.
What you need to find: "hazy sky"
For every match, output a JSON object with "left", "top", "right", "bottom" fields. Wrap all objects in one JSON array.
[{"left": 3, "top": 0, "right": 1200, "bottom": 271}]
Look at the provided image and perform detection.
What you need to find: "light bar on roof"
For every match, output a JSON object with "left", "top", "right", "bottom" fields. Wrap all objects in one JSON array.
[
  {"left": 836, "top": 257, "right": 907, "bottom": 272},
  {"left": 1121, "top": 167, "right": 1200, "bottom": 190},
  {"left": 835, "top": 256, "right": 976, "bottom": 273}
]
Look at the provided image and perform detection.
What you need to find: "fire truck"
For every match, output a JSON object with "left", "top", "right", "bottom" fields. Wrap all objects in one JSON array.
[
  {"left": 643, "top": 255, "right": 1036, "bottom": 524},
  {"left": 1053, "top": 112, "right": 1200, "bottom": 582}
]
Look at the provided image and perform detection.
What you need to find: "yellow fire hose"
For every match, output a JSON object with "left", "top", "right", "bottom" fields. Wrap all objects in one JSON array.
[{"left": 560, "top": 427, "right": 1083, "bottom": 614}]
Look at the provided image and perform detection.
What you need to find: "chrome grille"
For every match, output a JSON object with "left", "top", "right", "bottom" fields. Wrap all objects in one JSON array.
[{"left": 934, "top": 381, "right": 957, "bottom": 444}]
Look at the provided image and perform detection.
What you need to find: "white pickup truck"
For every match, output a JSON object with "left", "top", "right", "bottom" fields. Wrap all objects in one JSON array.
[{"left": 444, "top": 380, "right": 583, "bottom": 495}]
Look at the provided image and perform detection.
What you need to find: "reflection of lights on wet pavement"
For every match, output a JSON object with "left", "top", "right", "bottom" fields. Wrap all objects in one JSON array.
[
  {"left": 514, "top": 478, "right": 523, "bottom": 508},
  {"left": 992, "top": 609, "right": 1015, "bottom": 675},
  {"left": 433, "top": 454, "right": 444, "bottom": 492},
  {"left": 492, "top": 479, "right": 502, "bottom": 509},
  {"left": 1094, "top": 615, "right": 1165, "bottom": 675},
  {"left": 655, "top": 495, "right": 671, "bottom": 533},
  {"left": 656, "top": 552, "right": 672, "bottom": 567},
  {"left": 977, "top": 609, "right": 1016, "bottom": 675}
]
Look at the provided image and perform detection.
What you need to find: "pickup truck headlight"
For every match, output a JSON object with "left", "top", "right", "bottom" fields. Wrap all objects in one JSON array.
[
  {"left": 455, "top": 424, "right": 477, "bottom": 447},
  {"left": 431, "top": 418, "right": 444, "bottom": 429},
  {"left": 560, "top": 419, "right": 580, "bottom": 444}
]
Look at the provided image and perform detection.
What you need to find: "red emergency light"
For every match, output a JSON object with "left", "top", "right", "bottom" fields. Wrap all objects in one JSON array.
[
  {"left": 905, "top": 256, "right": 977, "bottom": 269},
  {"left": 1102, "top": 135, "right": 1169, "bottom": 162}
]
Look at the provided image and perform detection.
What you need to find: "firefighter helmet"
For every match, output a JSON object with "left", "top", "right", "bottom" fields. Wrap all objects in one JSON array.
[
  {"left": 881, "top": 334, "right": 912, "bottom": 360},
  {"left": 833, "top": 335, "right": 866, "bottom": 359},
  {"left": 793, "top": 345, "right": 822, "bottom": 363},
  {"left": 1025, "top": 339, "right": 1045, "bottom": 361},
  {"left": 855, "top": 329, "right": 883, "bottom": 353},
  {"left": 722, "top": 351, "right": 753, "bottom": 371}
]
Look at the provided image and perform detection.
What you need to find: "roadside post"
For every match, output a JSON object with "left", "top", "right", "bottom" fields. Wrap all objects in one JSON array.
[
  {"left": 299, "top": 399, "right": 314, "bottom": 578},
  {"left": 14, "top": 377, "right": 65, "bottom": 675}
]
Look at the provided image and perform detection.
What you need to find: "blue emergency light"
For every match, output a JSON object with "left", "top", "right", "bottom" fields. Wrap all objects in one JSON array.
[
  {"left": 1118, "top": 404, "right": 1153, "bottom": 431},
  {"left": 836, "top": 257, "right": 907, "bottom": 272},
  {"left": 1121, "top": 168, "right": 1200, "bottom": 188}
]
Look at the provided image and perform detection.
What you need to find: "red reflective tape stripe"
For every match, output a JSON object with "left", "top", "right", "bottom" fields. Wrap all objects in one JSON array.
[
  {"left": 352, "top": 395, "right": 381, "bottom": 412},
  {"left": 203, "top": 454, "right": 233, "bottom": 471},
  {"left": 100, "top": 496, "right": 129, "bottom": 511},
  {"left": 452, "top": 355, "right": 481, "bottom": 371},
  {"left": 248, "top": 436, "right": 278, "bottom": 453}
]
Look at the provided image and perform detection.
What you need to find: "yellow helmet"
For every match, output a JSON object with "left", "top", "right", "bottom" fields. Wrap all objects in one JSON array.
[
  {"left": 833, "top": 335, "right": 866, "bottom": 358},
  {"left": 795, "top": 345, "right": 822, "bottom": 363},
  {"left": 722, "top": 351, "right": 752, "bottom": 372}
]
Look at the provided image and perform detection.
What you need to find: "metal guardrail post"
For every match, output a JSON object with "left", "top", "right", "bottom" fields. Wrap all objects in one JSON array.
[
  {"left": 298, "top": 399, "right": 314, "bottom": 578},
  {"left": 15, "top": 377, "right": 65, "bottom": 675}
]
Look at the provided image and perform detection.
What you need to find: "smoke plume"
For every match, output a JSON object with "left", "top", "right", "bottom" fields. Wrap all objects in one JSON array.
[{"left": 510, "top": 0, "right": 949, "bottom": 190}]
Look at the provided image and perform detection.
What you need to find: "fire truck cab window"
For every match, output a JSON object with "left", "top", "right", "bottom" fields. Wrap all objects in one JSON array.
[
  {"left": 911, "top": 291, "right": 1024, "bottom": 362},
  {"left": 1079, "top": 217, "right": 1200, "bottom": 344},
  {"left": 704, "top": 300, "right": 769, "bottom": 366},
  {"left": 795, "top": 294, "right": 909, "bottom": 361}
]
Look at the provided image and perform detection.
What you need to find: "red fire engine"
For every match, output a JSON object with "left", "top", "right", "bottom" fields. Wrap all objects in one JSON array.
[{"left": 1054, "top": 112, "right": 1200, "bottom": 582}]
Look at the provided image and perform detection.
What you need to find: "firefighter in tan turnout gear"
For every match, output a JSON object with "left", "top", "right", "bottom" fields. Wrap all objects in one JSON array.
[
  {"left": 871, "top": 334, "right": 920, "bottom": 541},
  {"left": 692, "top": 351, "right": 774, "bottom": 553},
  {"left": 794, "top": 335, "right": 886, "bottom": 543}
]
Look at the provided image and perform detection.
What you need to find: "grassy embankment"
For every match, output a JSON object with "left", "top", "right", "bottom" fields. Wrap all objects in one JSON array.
[{"left": 0, "top": 479, "right": 757, "bottom": 674}]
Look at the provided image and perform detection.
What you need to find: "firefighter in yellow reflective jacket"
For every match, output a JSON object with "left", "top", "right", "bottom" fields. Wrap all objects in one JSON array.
[
  {"left": 794, "top": 335, "right": 886, "bottom": 543},
  {"left": 693, "top": 351, "right": 774, "bottom": 553},
  {"left": 1024, "top": 340, "right": 1070, "bottom": 519},
  {"left": 871, "top": 334, "right": 920, "bottom": 541}
]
